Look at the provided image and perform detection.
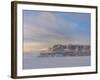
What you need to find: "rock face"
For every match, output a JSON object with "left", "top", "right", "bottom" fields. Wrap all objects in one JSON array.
[{"left": 38, "top": 44, "right": 90, "bottom": 57}]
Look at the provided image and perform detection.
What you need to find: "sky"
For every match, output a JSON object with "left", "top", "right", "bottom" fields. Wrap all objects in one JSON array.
[{"left": 23, "top": 10, "right": 91, "bottom": 53}]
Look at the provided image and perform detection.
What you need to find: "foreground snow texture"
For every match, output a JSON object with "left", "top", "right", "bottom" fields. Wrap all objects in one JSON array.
[{"left": 23, "top": 53, "right": 90, "bottom": 69}]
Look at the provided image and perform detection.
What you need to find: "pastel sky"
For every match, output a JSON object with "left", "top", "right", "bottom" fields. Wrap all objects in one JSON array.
[{"left": 23, "top": 10, "right": 91, "bottom": 53}]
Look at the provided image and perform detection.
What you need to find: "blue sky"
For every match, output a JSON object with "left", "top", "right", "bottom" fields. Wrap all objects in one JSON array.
[{"left": 23, "top": 10, "right": 91, "bottom": 53}]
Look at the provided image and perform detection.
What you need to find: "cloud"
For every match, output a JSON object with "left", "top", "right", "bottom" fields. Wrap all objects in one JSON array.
[
  {"left": 24, "top": 11, "right": 79, "bottom": 41},
  {"left": 24, "top": 42, "right": 49, "bottom": 53}
]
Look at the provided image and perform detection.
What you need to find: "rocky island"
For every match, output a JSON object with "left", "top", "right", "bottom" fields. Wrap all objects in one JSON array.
[{"left": 38, "top": 44, "right": 90, "bottom": 57}]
